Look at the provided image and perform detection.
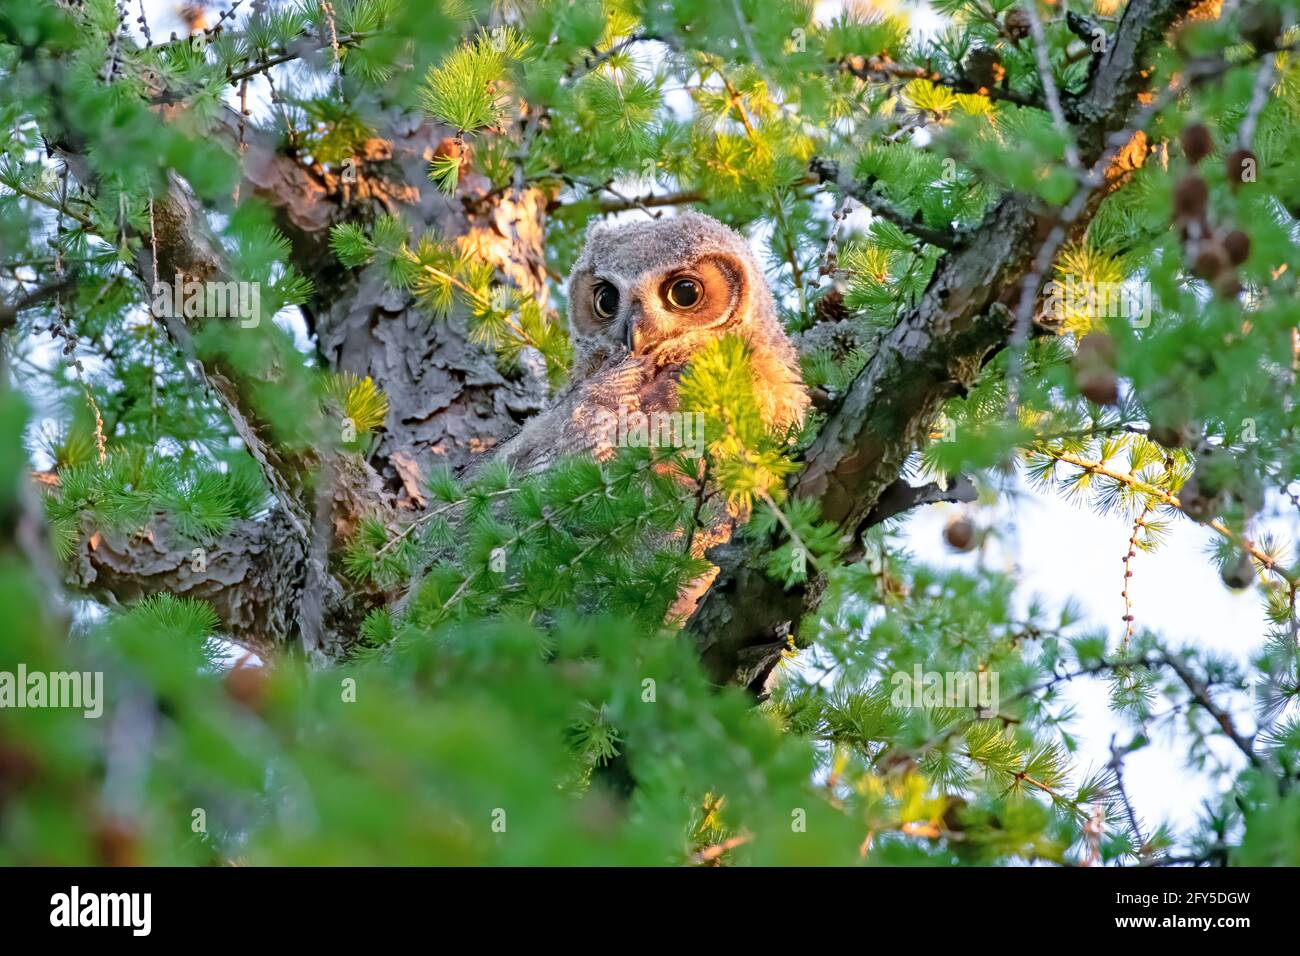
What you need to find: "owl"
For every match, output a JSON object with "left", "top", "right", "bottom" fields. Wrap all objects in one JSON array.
[{"left": 492, "top": 211, "right": 809, "bottom": 475}]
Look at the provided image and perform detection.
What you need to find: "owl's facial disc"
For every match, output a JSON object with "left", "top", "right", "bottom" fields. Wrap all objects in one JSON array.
[
  {"left": 624, "top": 255, "right": 742, "bottom": 356},
  {"left": 568, "top": 252, "right": 746, "bottom": 362}
]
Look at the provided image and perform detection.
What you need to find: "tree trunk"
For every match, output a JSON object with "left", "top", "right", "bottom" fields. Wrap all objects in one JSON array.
[{"left": 67, "top": 109, "right": 552, "bottom": 657}]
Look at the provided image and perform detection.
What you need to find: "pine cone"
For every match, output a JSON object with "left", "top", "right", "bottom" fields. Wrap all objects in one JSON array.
[
  {"left": 944, "top": 516, "right": 976, "bottom": 552},
  {"left": 1180, "top": 123, "right": 1214, "bottom": 165},
  {"left": 1003, "top": 8, "right": 1031, "bottom": 41},
  {"left": 1224, "top": 148, "right": 1257, "bottom": 189},
  {"left": 1191, "top": 239, "right": 1230, "bottom": 280},
  {"left": 813, "top": 285, "right": 849, "bottom": 324},
  {"left": 1173, "top": 174, "right": 1209, "bottom": 220},
  {"left": 1224, "top": 229, "right": 1251, "bottom": 266},
  {"left": 963, "top": 47, "right": 1005, "bottom": 91}
]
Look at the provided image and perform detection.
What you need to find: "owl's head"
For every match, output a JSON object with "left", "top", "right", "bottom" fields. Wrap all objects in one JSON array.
[
  {"left": 567, "top": 211, "right": 773, "bottom": 364},
  {"left": 565, "top": 211, "right": 809, "bottom": 431}
]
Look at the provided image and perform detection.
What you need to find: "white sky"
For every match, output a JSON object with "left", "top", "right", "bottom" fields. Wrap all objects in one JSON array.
[{"left": 904, "top": 481, "right": 1283, "bottom": 836}]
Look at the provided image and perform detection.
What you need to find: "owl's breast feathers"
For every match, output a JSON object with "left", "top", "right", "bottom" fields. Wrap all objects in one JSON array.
[
  {"left": 494, "top": 332, "right": 807, "bottom": 476},
  {"left": 560, "top": 355, "right": 673, "bottom": 461},
  {"left": 487, "top": 355, "right": 656, "bottom": 475},
  {"left": 742, "top": 333, "right": 810, "bottom": 434}
]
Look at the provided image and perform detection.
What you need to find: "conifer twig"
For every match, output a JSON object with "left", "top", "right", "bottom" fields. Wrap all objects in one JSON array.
[
  {"left": 420, "top": 456, "right": 675, "bottom": 622},
  {"left": 905, "top": 654, "right": 1155, "bottom": 761},
  {"left": 1155, "top": 651, "right": 1268, "bottom": 775},
  {"left": 840, "top": 55, "right": 1046, "bottom": 110},
  {"left": 1236, "top": 51, "right": 1279, "bottom": 151},
  {"left": 682, "top": 457, "right": 712, "bottom": 557},
  {"left": 1021, "top": 1, "right": 1083, "bottom": 173},
  {"left": 718, "top": 71, "right": 808, "bottom": 297},
  {"left": 0, "top": 275, "right": 78, "bottom": 329},
  {"left": 1117, "top": 449, "right": 1174, "bottom": 648},
  {"left": 592, "top": 186, "right": 704, "bottom": 216},
  {"left": 135, "top": 0, "right": 153, "bottom": 48},
  {"left": 510, "top": 35, "right": 651, "bottom": 199},
  {"left": 373, "top": 488, "right": 517, "bottom": 560},
  {"left": 222, "top": 30, "right": 378, "bottom": 85},
  {"left": 728, "top": 0, "right": 764, "bottom": 70},
  {"left": 1107, "top": 734, "right": 1147, "bottom": 852},
  {"left": 808, "top": 157, "right": 963, "bottom": 251},
  {"left": 1120, "top": 505, "right": 1149, "bottom": 648},
  {"left": 2, "top": 180, "right": 95, "bottom": 229},
  {"left": 1037, "top": 447, "right": 1294, "bottom": 586}
]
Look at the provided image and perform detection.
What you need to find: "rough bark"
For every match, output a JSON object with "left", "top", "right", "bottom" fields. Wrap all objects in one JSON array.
[
  {"left": 66, "top": 512, "right": 303, "bottom": 660},
  {"left": 64, "top": 104, "right": 550, "bottom": 654},
  {"left": 241, "top": 112, "right": 551, "bottom": 493}
]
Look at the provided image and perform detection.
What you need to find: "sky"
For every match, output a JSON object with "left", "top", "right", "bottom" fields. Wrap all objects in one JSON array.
[
  {"left": 92, "top": 0, "right": 1300, "bottom": 849},
  {"left": 904, "top": 480, "right": 1279, "bottom": 834}
]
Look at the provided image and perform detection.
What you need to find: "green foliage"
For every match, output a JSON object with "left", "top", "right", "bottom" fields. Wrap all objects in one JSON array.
[
  {"left": 329, "top": 214, "right": 572, "bottom": 385},
  {"left": 44, "top": 448, "right": 267, "bottom": 555},
  {"left": 107, "top": 593, "right": 225, "bottom": 669},
  {"left": 678, "top": 335, "right": 799, "bottom": 511},
  {"left": 3, "top": 0, "right": 1300, "bottom": 869},
  {"left": 420, "top": 26, "right": 531, "bottom": 132},
  {"left": 427, "top": 151, "right": 463, "bottom": 194},
  {"left": 325, "top": 372, "right": 389, "bottom": 437},
  {"left": 294, "top": 97, "right": 376, "bottom": 166}
]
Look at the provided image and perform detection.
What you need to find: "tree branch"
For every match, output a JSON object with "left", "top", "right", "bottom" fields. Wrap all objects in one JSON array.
[
  {"left": 687, "top": 0, "right": 1202, "bottom": 690},
  {"left": 64, "top": 511, "right": 307, "bottom": 658},
  {"left": 864, "top": 475, "right": 979, "bottom": 527},
  {"left": 0, "top": 273, "right": 78, "bottom": 331},
  {"left": 841, "top": 55, "right": 1046, "bottom": 111},
  {"left": 1156, "top": 651, "right": 1269, "bottom": 775},
  {"left": 132, "top": 172, "right": 312, "bottom": 539}
]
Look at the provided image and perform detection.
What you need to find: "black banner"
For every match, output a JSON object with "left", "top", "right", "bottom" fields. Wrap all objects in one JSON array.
[{"left": 0, "top": 865, "right": 1281, "bottom": 941}]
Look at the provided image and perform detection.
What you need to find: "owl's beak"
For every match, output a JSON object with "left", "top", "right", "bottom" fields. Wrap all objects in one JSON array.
[{"left": 623, "top": 303, "right": 643, "bottom": 353}]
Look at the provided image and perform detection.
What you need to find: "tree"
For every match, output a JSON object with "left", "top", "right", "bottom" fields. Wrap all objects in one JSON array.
[{"left": 0, "top": 0, "right": 1297, "bottom": 865}]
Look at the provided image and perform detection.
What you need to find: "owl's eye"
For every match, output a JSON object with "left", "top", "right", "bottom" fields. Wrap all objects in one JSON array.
[
  {"left": 666, "top": 277, "right": 702, "bottom": 310},
  {"left": 592, "top": 281, "right": 619, "bottom": 320}
]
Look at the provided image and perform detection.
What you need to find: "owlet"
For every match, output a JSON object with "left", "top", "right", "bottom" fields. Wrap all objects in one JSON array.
[{"left": 493, "top": 211, "right": 809, "bottom": 474}]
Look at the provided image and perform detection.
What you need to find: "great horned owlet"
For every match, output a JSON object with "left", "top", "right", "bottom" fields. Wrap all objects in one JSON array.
[{"left": 493, "top": 211, "right": 809, "bottom": 474}]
